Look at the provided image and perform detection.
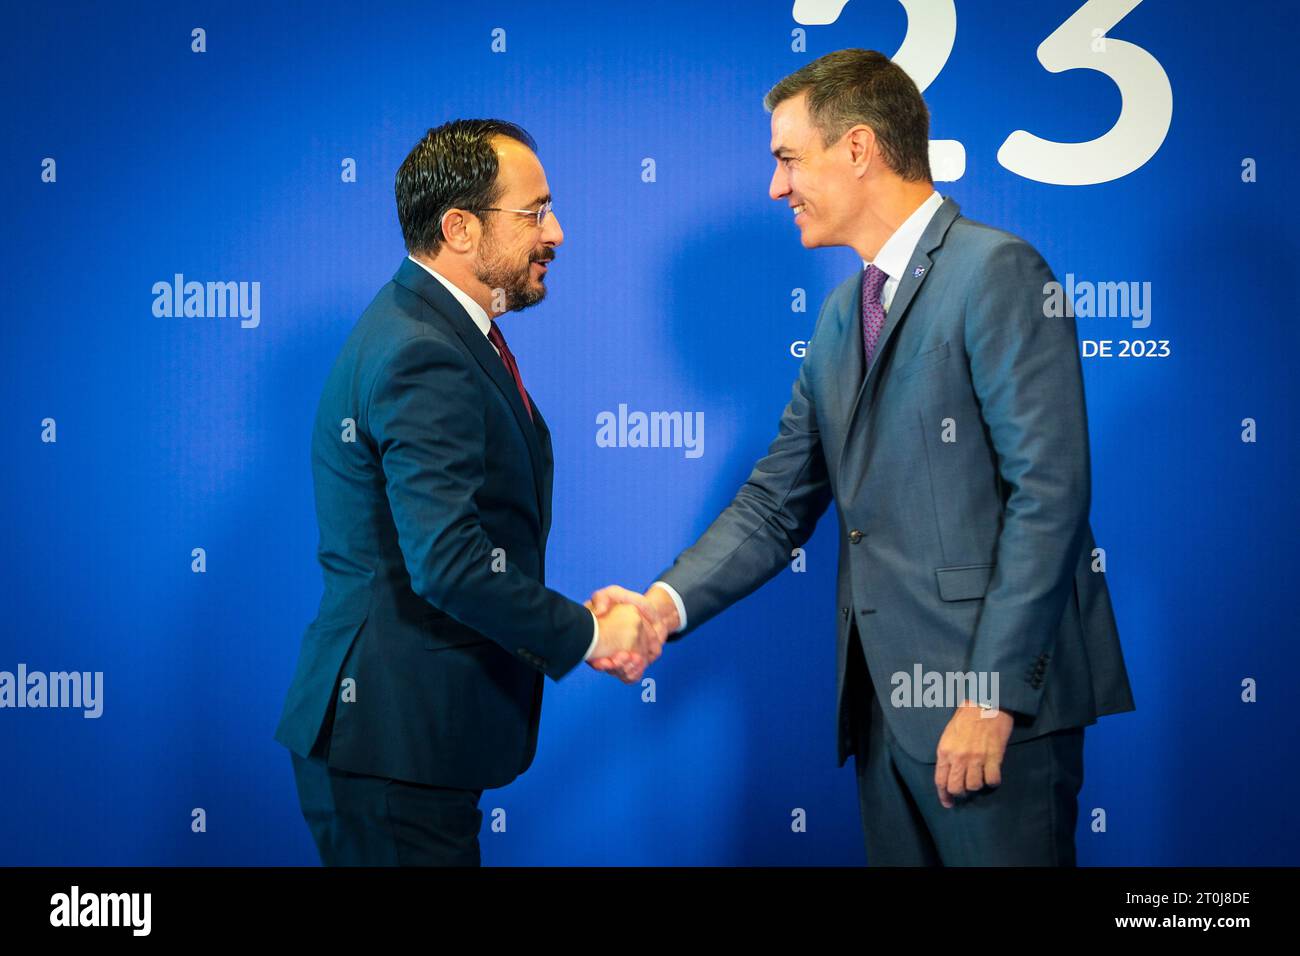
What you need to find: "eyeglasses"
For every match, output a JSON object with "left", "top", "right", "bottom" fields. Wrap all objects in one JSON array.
[{"left": 476, "top": 199, "right": 553, "bottom": 228}]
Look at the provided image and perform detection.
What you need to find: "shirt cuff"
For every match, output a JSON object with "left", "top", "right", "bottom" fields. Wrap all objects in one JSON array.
[
  {"left": 582, "top": 609, "right": 600, "bottom": 661},
  {"left": 650, "top": 581, "right": 687, "bottom": 633}
]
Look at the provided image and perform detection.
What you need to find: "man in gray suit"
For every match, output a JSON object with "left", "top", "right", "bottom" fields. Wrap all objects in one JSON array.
[{"left": 591, "top": 49, "right": 1135, "bottom": 865}]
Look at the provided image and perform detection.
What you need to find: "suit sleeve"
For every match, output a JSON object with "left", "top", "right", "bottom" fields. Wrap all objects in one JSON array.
[
  {"left": 963, "top": 239, "right": 1090, "bottom": 717},
  {"left": 656, "top": 309, "right": 834, "bottom": 637},
  {"left": 367, "top": 333, "right": 593, "bottom": 680}
]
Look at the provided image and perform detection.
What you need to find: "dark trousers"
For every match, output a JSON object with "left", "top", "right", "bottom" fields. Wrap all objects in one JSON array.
[
  {"left": 847, "top": 624, "right": 1084, "bottom": 866},
  {"left": 290, "top": 737, "right": 484, "bottom": 867}
]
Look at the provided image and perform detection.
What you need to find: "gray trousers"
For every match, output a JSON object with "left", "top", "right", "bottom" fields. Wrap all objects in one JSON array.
[{"left": 848, "top": 626, "right": 1085, "bottom": 866}]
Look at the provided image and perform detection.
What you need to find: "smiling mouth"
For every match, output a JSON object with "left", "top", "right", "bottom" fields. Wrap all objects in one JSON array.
[{"left": 792, "top": 203, "right": 806, "bottom": 217}]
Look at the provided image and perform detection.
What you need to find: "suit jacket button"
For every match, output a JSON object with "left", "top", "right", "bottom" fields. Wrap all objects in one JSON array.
[{"left": 849, "top": 530, "right": 864, "bottom": 544}]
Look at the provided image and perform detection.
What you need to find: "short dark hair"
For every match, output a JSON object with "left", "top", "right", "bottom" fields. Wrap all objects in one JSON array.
[
  {"left": 764, "top": 49, "right": 932, "bottom": 183},
  {"left": 395, "top": 119, "right": 538, "bottom": 256}
]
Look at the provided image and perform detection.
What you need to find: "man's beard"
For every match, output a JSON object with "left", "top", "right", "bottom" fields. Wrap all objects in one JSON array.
[{"left": 474, "top": 229, "right": 554, "bottom": 314}]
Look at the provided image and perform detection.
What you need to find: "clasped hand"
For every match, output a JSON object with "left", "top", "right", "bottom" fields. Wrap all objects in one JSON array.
[{"left": 583, "top": 585, "right": 674, "bottom": 683}]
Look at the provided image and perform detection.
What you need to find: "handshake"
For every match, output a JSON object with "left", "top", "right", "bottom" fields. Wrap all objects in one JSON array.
[{"left": 583, "top": 584, "right": 681, "bottom": 683}]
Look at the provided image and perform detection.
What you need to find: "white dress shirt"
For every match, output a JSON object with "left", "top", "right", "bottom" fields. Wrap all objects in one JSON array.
[
  {"left": 407, "top": 255, "right": 601, "bottom": 662},
  {"left": 651, "top": 191, "right": 945, "bottom": 635},
  {"left": 861, "top": 190, "right": 944, "bottom": 312}
]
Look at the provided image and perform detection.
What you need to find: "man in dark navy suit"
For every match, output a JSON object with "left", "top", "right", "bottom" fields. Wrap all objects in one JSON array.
[{"left": 274, "top": 120, "right": 661, "bottom": 866}]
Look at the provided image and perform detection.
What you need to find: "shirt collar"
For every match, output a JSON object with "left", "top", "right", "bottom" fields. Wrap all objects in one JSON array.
[
  {"left": 862, "top": 190, "right": 944, "bottom": 281},
  {"left": 406, "top": 254, "right": 492, "bottom": 338}
]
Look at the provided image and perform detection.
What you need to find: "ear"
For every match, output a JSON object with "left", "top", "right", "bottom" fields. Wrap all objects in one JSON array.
[
  {"left": 844, "top": 124, "right": 877, "bottom": 176},
  {"left": 439, "top": 208, "right": 479, "bottom": 253}
]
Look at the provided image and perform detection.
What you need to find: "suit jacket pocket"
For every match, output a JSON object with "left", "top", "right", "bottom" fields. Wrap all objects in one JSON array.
[
  {"left": 897, "top": 340, "right": 950, "bottom": 378},
  {"left": 935, "top": 563, "right": 995, "bottom": 601}
]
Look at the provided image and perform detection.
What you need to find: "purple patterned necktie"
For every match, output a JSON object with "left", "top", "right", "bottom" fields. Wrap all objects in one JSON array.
[{"left": 861, "top": 263, "right": 888, "bottom": 367}]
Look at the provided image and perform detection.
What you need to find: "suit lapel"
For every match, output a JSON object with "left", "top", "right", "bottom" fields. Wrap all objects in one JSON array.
[
  {"left": 531, "top": 402, "right": 555, "bottom": 542},
  {"left": 840, "top": 197, "right": 962, "bottom": 447},
  {"left": 391, "top": 258, "right": 548, "bottom": 519},
  {"left": 837, "top": 275, "right": 866, "bottom": 430}
]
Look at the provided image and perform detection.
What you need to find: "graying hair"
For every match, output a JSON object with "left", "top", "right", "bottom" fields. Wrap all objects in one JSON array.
[{"left": 764, "top": 49, "right": 932, "bottom": 183}]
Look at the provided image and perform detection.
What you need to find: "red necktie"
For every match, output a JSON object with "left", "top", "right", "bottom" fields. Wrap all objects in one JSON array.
[{"left": 487, "top": 321, "right": 533, "bottom": 422}]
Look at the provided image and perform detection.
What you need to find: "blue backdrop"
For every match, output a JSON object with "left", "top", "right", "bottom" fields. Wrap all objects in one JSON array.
[{"left": 3, "top": 0, "right": 1296, "bottom": 865}]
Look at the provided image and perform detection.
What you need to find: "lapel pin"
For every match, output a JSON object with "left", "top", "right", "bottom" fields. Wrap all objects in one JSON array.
[{"left": 913, "top": 266, "right": 927, "bottom": 278}]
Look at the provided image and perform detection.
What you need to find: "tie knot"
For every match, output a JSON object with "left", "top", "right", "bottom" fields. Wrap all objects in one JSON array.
[{"left": 862, "top": 264, "right": 888, "bottom": 300}]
